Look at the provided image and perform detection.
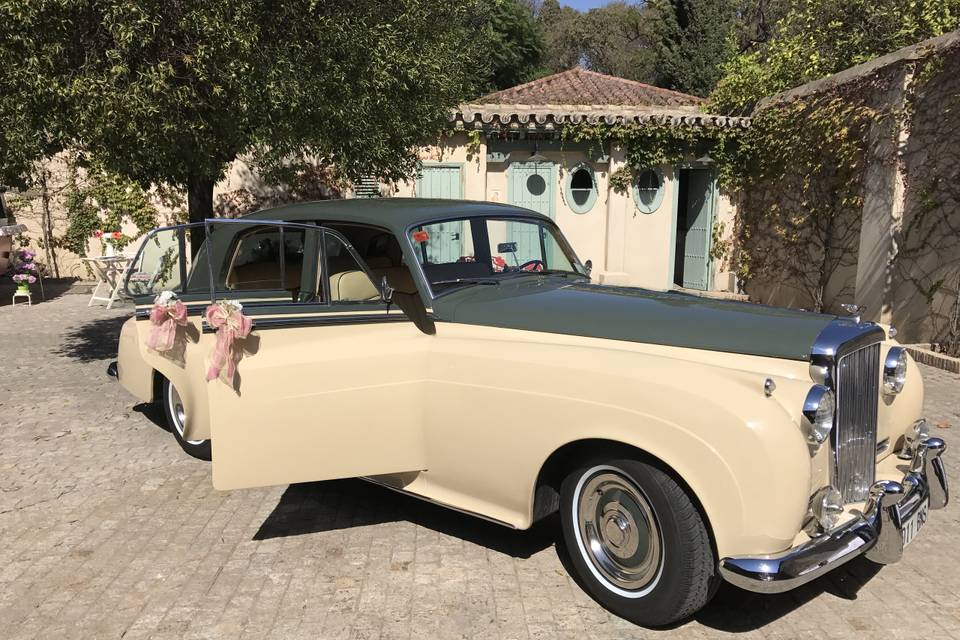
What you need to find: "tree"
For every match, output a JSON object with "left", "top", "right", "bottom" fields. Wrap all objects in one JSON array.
[
  {"left": 580, "top": 2, "right": 658, "bottom": 82},
  {"left": 651, "top": 0, "right": 738, "bottom": 97},
  {"left": 711, "top": 0, "right": 960, "bottom": 113},
  {"left": 1, "top": 0, "right": 491, "bottom": 251},
  {"left": 483, "top": 0, "right": 546, "bottom": 92},
  {"left": 536, "top": 0, "right": 658, "bottom": 83},
  {"left": 537, "top": 0, "right": 587, "bottom": 73}
]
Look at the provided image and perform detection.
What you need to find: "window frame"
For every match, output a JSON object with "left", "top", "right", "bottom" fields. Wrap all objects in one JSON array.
[
  {"left": 632, "top": 167, "right": 665, "bottom": 214},
  {"left": 565, "top": 163, "right": 598, "bottom": 214},
  {"left": 403, "top": 214, "right": 586, "bottom": 301},
  {"left": 124, "top": 219, "right": 389, "bottom": 317}
]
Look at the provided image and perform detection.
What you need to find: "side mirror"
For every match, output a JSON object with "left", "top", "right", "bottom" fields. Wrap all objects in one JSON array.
[
  {"left": 380, "top": 275, "right": 394, "bottom": 303},
  {"left": 584, "top": 259, "right": 593, "bottom": 277}
]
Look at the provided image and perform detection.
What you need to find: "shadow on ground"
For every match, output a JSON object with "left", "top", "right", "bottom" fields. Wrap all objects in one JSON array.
[
  {"left": 0, "top": 278, "right": 83, "bottom": 308},
  {"left": 693, "top": 556, "right": 881, "bottom": 631},
  {"left": 255, "top": 479, "right": 557, "bottom": 560},
  {"left": 53, "top": 314, "right": 128, "bottom": 362},
  {"left": 258, "top": 478, "right": 882, "bottom": 629}
]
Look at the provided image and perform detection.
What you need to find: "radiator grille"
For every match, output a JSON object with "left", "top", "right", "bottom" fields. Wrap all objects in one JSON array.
[{"left": 834, "top": 342, "right": 881, "bottom": 502}]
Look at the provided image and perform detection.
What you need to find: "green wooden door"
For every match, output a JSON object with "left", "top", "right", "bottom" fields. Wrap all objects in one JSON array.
[
  {"left": 507, "top": 161, "right": 555, "bottom": 258},
  {"left": 417, "top": 165, "right": 464, "bottom": 263},
  {"left": 678, "top": 169, "right": 715, "bottom": 291}
]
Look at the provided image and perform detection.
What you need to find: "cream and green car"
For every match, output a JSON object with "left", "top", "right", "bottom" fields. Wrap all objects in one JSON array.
[{"left": 112, "top": 199, "right": 948, "bottom": 627}]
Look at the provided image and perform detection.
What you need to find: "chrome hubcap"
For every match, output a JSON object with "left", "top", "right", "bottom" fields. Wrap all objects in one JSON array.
[
  {"left": 168, "top": 384, "right": 205, "bottom": 446},
  {"left": 577, "top": 471, "right": 662, "bottom": 591}
]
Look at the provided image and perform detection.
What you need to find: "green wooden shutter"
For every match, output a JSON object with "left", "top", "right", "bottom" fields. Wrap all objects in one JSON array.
[
  {"left": 507, "top": 161, "right": 555, "bottom": 260},
  {"left": 681, "top": 170, "right": 715, "bottom": 291},
  {"left": 417, "top": 165, "right": 464, "bottom": 262}
]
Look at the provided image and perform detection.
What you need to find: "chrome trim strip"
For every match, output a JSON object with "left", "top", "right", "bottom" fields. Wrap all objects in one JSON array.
[
  {"left": 358, "top": 476, "right": 517, "bottom": 529},
  {"left": 719, "top": 434, "right": 947, "bottom": 593},
  {"left": 200, "top": 312, "right": 408, "bottom": 333}
]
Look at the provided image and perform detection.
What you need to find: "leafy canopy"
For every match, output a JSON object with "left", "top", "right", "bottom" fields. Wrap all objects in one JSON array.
[
  {"left": 483, "top": 0, "right": 546, "bottom": 92},
  {"left": 536, "top": 0, "right": 658, "bottom": 83},
  {"left": 711, "top": 0, "right": 960, "bottom": 113},
  {"left": 650, "top": 0, "right": 738, "bottom": 97},
  {"left": 1, "top": 0, "right": 494, "bottom": 221}
]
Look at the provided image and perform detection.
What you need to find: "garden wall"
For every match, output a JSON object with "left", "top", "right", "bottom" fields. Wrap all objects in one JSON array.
[{"left": 739, "top": 31, "right": 960, "bottom": 352}]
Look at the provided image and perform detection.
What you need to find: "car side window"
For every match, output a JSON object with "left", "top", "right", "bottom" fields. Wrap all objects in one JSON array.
[
  {"left": 324, "top": 233, "right": 381, "bottom": 303},
  {"left": 226, "top": 227, "right": 305, "bottom": 292}
]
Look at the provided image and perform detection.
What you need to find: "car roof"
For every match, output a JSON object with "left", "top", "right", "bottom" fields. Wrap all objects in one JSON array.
[{"left": 242, "top": 198, "right": 551, "bottom": 236}]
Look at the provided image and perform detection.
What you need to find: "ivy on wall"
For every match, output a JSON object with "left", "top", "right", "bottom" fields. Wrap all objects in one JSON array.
[{"left": 60, "top": 155, "right": 164, "bottom": 256}]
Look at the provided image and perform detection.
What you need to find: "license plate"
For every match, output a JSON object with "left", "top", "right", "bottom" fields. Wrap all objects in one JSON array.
[{"left": 901, "top": 498, "right": 930, "bottom": 548}]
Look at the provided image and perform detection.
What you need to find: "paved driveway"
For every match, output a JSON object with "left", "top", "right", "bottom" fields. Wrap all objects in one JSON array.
[{"left": 1, "top": 294, "right": 958, "bottom": 639}]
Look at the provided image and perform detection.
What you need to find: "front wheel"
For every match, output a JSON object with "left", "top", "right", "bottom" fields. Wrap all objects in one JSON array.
[
  {"left": 559, "top": 458, "right": 717, "bottom": 627},
  {"left": 162, "top": 378, "right": 211, "bottom": 461}
]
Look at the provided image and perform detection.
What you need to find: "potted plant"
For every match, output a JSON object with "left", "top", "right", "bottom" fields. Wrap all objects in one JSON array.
[{"left": 11, "top": 249, "right": 38, "bottom": 293}]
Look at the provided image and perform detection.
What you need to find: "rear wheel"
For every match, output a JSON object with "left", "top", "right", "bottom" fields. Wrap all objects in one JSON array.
[
  {"left": 162, "top": 378, "right": 211, "bottom": 461},
  {"left": 559, "top": 458, "right": 717, "bottom": 627}
]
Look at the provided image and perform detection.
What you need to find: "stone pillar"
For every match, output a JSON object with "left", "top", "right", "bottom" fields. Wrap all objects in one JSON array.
[{"left": 855, "top": 64, "right": 913, "bottom": 325}]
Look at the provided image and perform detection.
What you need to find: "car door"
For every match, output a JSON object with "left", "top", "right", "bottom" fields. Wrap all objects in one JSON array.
[{"left": 197, "top": 221, "right": 430, "bottom": 490}]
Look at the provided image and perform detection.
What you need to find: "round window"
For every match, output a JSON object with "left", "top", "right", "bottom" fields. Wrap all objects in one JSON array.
[
  {"left": 526, "top": 174, "right": 547, "bottom": 196},
  {"left": 566, "top": 164, "right": 597, "bottom": 214},
  {"left": 632, "top": 169, "right": 664, "bottom": 214}
]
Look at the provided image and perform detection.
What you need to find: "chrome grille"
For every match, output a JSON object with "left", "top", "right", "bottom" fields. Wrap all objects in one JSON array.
[{"left": 833, "top": 342, "right": 881, "bottom": 502}]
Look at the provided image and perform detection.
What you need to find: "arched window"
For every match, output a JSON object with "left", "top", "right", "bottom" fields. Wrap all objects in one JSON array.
[
  {"left": 565, "top": 164, "right": 597, "bottom": 214},
  {"left": 632, "top": 168, "right": 665, "bottom": 214}
]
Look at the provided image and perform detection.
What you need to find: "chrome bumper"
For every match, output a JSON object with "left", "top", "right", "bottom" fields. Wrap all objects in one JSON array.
[{"left": 719, "top": 435, "right": 948, "bottom": 594}]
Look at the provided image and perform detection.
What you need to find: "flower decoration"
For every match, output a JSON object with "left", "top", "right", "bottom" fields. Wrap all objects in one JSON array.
[
  {"left": 93, "top": 230, "right": 103, "bottom": 238},
  {"left": 112, "top": 231, "right": 122, "bottom": 240},
  {"left": 205, "top": 300, "right": 253, "bottom": 384},
  {"left": 146, "top": 290, "right": 188, "bottom": 352},
  {"left": 11, "top": 249, "right": 39, "bottom": 286}
]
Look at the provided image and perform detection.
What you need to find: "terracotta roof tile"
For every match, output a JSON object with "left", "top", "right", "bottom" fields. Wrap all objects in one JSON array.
[{"left": 475, "top": 67, "right": 702, "bottom": 108}]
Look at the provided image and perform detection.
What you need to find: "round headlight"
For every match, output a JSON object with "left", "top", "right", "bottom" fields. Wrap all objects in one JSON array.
[
  {"left": 810, "top": 485, "right": 844, "bottom": 532},
  {"left": 883, "top": 347, "right": 908, "bottom": 395},
  {"left": 802, "top": 384, "right": 835, "bottom": 444}
]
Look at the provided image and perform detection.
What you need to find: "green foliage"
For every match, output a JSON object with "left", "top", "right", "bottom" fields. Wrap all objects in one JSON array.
[
  {"left": 711, "top": 0, "right": 960, "bottom": 113},
  {"left": 483, "top": 0, "right": 546, "bottom": 92},
  {"left": 651, "top": 0, "right": 738, "bottom": 97},
  {"left": 536, "top": 0, "right": 658, "bottom": 82},
  {"left": 0, "top": 0, "right": 493, "bottom": 224},
  {"left": 60, "top": 158, "right": 160, "bottom": 257}
]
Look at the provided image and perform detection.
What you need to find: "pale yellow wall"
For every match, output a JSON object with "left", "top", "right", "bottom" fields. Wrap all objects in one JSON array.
[{"left": 390, "top": 136, "right": 741, "bottom": 294}]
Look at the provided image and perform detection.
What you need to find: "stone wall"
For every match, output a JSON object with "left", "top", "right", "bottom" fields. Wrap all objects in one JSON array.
[{"left": 740, "top": 31, "right": 960, "bottom": 352}]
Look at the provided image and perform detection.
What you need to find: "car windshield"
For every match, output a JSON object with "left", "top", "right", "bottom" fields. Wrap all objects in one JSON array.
[{"left": 409, "top": 216, "right": 588, "bottom": 294}]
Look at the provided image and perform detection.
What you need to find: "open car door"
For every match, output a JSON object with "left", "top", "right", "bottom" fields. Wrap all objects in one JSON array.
[{"left": 128, "top": 219, "right": 429, "bottom": 490}]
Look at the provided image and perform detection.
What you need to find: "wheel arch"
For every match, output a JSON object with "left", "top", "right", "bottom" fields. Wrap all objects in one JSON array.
[{"left": 530, "top": 438, "right": 719, "bottom": 558}]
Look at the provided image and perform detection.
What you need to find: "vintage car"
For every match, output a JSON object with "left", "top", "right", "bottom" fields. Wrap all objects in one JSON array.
[{"left": 112, "top": 199, "right": 948, "bottom": 627}]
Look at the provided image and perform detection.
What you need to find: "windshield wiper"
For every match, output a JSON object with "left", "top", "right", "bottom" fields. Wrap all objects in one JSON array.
[{"left": 432, "top": 278, "right": 500, "bottom": 286}]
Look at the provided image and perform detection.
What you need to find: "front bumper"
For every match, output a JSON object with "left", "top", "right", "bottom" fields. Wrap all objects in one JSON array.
[{"left": 719, "top": 435, "right": 948, "bottom": 593}]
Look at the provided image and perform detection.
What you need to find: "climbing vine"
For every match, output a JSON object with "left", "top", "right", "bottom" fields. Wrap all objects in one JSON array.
[{"left": 60, "top": 155, "right": 161, "bottom": 256}]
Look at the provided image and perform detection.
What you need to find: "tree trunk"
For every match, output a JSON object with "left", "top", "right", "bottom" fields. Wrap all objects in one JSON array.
[
  {"left": 186, "top": 176, "right": 215, "bottom": 257},
  {"left": 39, "top": 168, "right": 60, "bottom": 278}
]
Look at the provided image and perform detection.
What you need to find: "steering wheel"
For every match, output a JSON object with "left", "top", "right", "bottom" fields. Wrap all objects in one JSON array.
[{"left": 518, "top": 259, "right": 544, "bottom": 272}]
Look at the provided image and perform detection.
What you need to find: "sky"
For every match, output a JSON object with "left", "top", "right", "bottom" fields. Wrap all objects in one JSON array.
[{"left": 559, "top": 0, "right": 615, "bottom": 9}]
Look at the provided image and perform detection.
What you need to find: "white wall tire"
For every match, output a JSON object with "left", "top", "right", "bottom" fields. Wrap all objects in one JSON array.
[
  {"left": 559, "top": 458, "right": 717, "bottom": 627},
  {"left": 162, "top": 378, "right": 211, "bottom": 461}
]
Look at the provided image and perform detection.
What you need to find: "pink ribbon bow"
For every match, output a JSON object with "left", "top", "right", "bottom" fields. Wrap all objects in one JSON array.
[
  {"left": 205, "top": 302, "right": 253, "bottom": 383},
  {"left": 146, "top": 300, "right": 188, "bottom": 352}
]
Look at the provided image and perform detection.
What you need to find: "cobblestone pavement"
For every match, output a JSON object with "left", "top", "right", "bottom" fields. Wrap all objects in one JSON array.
[{"left": 1, "top": 293, "right": 959, "bottom": 640}]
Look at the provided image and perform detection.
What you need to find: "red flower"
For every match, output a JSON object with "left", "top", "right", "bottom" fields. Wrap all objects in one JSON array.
[
  {"left": 112, "top": 231, "right": 122, "bottom": 240},
  {"left": 93, "top": 230, "right": 103, "bottom": 238}
]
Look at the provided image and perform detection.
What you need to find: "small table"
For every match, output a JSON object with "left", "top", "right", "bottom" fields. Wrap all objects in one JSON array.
[{"left": 82, "top": 255, "right": 133, "bottom": 309}]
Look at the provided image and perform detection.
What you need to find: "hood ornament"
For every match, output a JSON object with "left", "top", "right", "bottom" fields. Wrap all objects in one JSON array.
[{"left": 840, "top": 303, "right": 865, "bottom": 323}]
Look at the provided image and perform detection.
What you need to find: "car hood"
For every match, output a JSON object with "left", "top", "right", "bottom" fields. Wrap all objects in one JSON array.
[{"left": 430, "top": 278, "right": 835, "bottom": 361}]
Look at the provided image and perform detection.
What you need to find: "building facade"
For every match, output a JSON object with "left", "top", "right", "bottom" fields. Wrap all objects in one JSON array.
[{"left": 387, "top": 68, "right": 750, "bottom": 294}]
